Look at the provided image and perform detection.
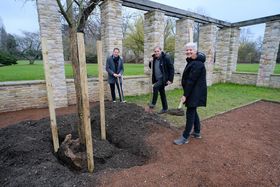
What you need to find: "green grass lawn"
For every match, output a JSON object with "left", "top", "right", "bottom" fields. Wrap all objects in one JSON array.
[
  {"left": 0, "top": 60, "right": 144, "bottom": 81},
  {"left": 236, "top": 63, "right": 280, "bottom": 74},
  {"left": 125, "top": 83, "right": 280, "bottom": 127},
  {"left": 1, "top": 60, "right": 279, "bottom": 81}
]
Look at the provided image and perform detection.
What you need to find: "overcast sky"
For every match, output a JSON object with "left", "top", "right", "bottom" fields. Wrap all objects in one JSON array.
[{"left": 0, "top": 0, "right": 279, "bottom": 39}]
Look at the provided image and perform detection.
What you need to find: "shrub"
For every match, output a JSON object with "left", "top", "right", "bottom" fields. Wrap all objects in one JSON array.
[
  {"left": 86, "top": 53, "right": 97, "bottom": 64},
  {"left": 0, "top": 51, "right": 17, "bottom": 66}
]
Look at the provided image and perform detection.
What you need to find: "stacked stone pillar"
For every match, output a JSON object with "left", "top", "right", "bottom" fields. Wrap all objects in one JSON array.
[
  {"left": 227, "top": 28, "right": 240, "bottom": 81},
  {"left": 36, "top": 0, "right": 68, "bottom": 107},
  {"left": 174, "top": 18, "right": 194, "bottom": 74},
  {"left": 198, "top": 24, "right": 218, "bottom": 86},
  {"left": 215, "top": 27, "right": 240, "bottom": 82},
  {"left": 144, "top": 10, "right": 165, "bottom": 75},
  {"left": 100, "top": 0, "right": 123, "bottom": 65},
  {"left": 257, "top": 21, "right": 280, "bottom": 87}
]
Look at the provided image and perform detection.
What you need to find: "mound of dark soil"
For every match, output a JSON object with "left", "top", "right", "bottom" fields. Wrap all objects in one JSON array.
[{"left": 0, "top": 102, "right": 170, "bottom": 186}]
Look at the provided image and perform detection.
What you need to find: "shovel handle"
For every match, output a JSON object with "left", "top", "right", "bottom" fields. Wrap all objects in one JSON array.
[{"left": 178, "top": 100, "right": 183, "bottom": 109}]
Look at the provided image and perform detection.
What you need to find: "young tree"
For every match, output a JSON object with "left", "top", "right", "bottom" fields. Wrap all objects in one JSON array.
[{"left": 56, "top": 0, "right": 101, "bottom": 144}]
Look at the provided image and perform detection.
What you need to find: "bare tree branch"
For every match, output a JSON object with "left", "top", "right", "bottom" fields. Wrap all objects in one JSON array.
[
  {"left": 56, "top": 0, "right": 73, "bottom": 27},
  {"left": 77, "top": 0, "right": 101, "bottom": 32}
]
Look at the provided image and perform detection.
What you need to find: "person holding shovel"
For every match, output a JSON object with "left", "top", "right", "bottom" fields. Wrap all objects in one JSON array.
[
  {"left": 106, "top": 48, "right": 125, "bottom": 103},
  {"left": 174, "top": 42, "right": 207, "bottom": 145},
  {"left": 148, "top": 46, "right": 174, "bottom": 114}
]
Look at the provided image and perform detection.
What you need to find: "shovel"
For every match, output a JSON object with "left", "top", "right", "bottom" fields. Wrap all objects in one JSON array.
[
  {"left": 117, "top": 76, "right": 124, "bottom": 102},
  {"left": 166, "top": 100, "right": 185, "bottom": 116}
]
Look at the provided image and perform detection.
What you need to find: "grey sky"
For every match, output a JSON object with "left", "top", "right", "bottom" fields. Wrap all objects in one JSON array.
[{"left": 0, "top": 0, "right": 279, "bottom": 39}]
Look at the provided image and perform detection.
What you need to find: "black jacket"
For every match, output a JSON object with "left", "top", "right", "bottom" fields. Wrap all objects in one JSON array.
[
  {"left": 181, "top": 52, "right": 207, "bottom": 107},
  {"left": 149, "top": 52, "right": 174, "bottom": 85}
]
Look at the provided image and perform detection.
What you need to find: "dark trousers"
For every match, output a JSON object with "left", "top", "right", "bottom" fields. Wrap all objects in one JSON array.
[
  {"left": 183, "top": 107, "right": 201, "bottom": 139},
  {"left": 110, "top": 82, "right": 124, "bottom": 101},
  {"left": 151, "top": 80, "right": 168, "bottom": 110}
]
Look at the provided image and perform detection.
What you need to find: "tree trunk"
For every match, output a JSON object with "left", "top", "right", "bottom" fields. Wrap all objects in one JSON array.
[
  {"left": 29, "top": 59, "right": 35, "bottom": 65},
  {"left": 69, "top": 27, "right": 86, "bottom": 144}
]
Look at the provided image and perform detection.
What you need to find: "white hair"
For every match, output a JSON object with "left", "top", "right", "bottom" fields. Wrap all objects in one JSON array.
[
  {"left": 185, "top": 42, "right": 197, "bottom": 51},
  {"left": 154, "top": 46, "right": 162, "bottom": 51}
]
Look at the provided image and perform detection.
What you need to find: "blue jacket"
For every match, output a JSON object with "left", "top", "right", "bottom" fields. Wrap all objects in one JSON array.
[{"left": 106, "top": 55, "right": 124, "bottom": 84}]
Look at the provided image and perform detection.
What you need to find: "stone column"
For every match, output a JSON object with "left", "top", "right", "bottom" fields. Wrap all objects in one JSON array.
[
  {"left": 36, "top": 0, "right": 68, "bottom": 108},
  {"left": 100, "top": 0, "right": 123, "bottom": 66},
  {"left": 257, "top": 21, "right": 280, "bottom": 87},
  {"left": 174, "top": 18, "right": 194, "bottom": 74},
  {"left": 198, "top": 24, "right": 218, "bottom": 86},
  {"left": 215, "top": 27, "right": 240, "bottom": 82},
  {"left": 144, "top": 10, "right": 165, "bottom": 75},
  {"left": 227, "top": 28, "right": 240, "bottom": 81}
]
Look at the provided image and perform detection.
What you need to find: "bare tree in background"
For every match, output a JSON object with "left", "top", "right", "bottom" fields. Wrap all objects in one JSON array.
[{"left": 16, "top": 31, "right": 41, "bottom": 64}]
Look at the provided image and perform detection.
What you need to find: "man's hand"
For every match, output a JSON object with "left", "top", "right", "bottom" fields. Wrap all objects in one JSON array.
[
  {"left": 181, "top": 96, "right": 186, "bottom": 104},
  {"left": 117, "top": 74, "right": 122, "bottom": 77},
  {"left": 166, "top": 81, "right": 172, "bottom": 85},
  {"left": 113, "top": 73, "right": 118, "bottom": 77}
]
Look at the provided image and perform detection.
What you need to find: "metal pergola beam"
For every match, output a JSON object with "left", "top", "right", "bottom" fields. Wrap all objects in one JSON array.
[
  {"left": 122, "top": 0, "right": 231, "bottom": 27},
  {"left": 231, "top": 14, "right": 280, "bottom": 27}
]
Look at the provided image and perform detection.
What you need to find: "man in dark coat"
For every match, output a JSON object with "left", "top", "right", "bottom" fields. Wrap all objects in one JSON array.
[
  {"left": 106, "top": 48, "right": 125, "bottom": 102},
  {"left": 149, "top": 46, "right": 174, "bottom": 114},
  {"left": 174, "top": 42, "right": 207, "bottom": 145}
]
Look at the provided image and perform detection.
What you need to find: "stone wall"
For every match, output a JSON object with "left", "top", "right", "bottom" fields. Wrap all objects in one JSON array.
[
  {"left": 0, "top": 75, "right": 181, "bottom": 113},
  {"left": 0, "top": 81, "right": 48, "bottom": 112},
  {"left": 270, "top": 75, "right": 280, "bottom": 88},
  {"left": 36, "top": 0, "right": 68, "bottom": 108},
  {"left": 229, "top": 72, "right": 258, "bottom": 85}
]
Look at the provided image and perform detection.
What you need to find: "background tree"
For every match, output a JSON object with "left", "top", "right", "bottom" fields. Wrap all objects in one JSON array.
[
  {"left": 164, "top": 17, "right": 176, "bottom": 61},
  {"left": 123, "top": 15, "right": 144, "bottom": 63},
  {"left": 16, "top": 31, "right": 41, "bottom": 64},
  {"left": 238, "top": 28, "right": 262, "bottom": 64}
]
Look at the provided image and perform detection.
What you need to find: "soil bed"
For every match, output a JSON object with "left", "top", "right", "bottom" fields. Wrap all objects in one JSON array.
[{"left": 0, "top": 101, "right": 279, "bottom": 186}]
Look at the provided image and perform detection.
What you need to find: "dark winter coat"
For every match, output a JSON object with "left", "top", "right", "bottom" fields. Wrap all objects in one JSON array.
[
  {"left": 181, "top": 52, "right": 207, "bottom": 107},
  {"left": 106, "top": 55, "right": 124, "bottom": 84},
  {"left": 149, "top": 52, "right": 174, "bottom": 85}
]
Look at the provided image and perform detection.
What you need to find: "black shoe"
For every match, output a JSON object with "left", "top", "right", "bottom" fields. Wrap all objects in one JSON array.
[
  {"left": 191, "top": 132, "right": 202, "bottom": 139},
  {"left": 158, "top": 109, "right": 168, "bottom": 114},
  {"left": 148, "top": 103, "right": 155, "bottom": 109}
]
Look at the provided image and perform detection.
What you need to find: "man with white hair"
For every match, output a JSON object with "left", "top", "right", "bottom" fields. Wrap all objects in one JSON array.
[{"left": 174, "top": 42, "right": 207, "bottom": 145}]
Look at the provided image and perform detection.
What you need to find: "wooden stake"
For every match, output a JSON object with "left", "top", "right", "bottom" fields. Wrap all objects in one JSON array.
[
  {"left": 77, "top": 33, "right": 94, "bottom": 173},
  {"left": 41, "top": 38, "right": 59, "bottom": 153},
  {"left": 96, "top": 41, "right": 106, "bottom": 140},
  {"left": 189, "top": 27, "right": 193, "bottom": 43}
]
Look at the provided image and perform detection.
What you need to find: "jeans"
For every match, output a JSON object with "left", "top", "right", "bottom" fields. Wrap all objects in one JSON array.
[
  {"left": 183, "top": 107, "right": 201, "bottom": 139},
  {"left": 151, "top": 79, "right": 168, "bottom": 110},
  {"left": 110, "top": 81, "right": 124, "bottom": 101}
]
